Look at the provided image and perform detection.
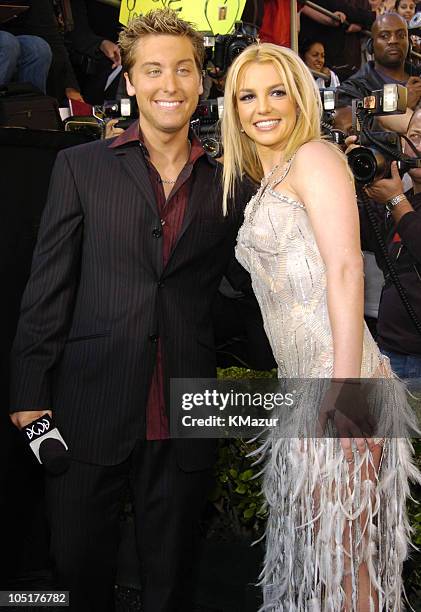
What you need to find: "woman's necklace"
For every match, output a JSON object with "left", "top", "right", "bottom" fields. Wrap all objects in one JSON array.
[{"left": 160, "top": 140, "right": 192, "bottom": 185}]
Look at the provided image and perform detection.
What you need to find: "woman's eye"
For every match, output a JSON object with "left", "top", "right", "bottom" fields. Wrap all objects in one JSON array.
[
  {"left": 149, "top": 69, "right": 161, "bottom": 76},
  {"left": 272, "top": 89, "right": 286, "bottom": 97},
  {"left": 239, "top": 94, "right": 254, "bottom": 101},
  {"left": 178, "top": 68, "right": 190, "bottom": 74}
]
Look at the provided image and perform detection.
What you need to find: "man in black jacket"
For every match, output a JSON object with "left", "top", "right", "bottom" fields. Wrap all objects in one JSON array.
[
  {"left": 9, "top": 8, "right": 255, "bottom": 612},
  {"left": 337, "top": 12, "right": 421, "bottom": 109}
]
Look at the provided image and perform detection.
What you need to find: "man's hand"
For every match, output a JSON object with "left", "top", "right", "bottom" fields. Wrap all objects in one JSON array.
[
  {"left": 406, "top": 76, "right": 421, "bottom": 110},
  {"left": 10, "top": 410, "right": 53, "bottom": 430},
  {"left": 344, "top": 133, "right": 359, "bottom": 155},
  {"left": 99, "top": 40, "right": 121, "bottom": 69},
  {"left": 332, "top": 11, "right": 347, "bottom": 26},
  {"left": 65, "top": 88, "right": 85, "bottom": 102},
  {"left": 346, "top": 23, "right": 362, "bottom": 33},
  {"left": 365, "top": 161, "right": 404, "bottom": 203},
  {"left": 105, "top": 118, "right": 125, "bottom": 139}
]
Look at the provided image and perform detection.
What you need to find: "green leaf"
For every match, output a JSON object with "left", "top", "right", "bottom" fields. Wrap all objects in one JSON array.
[
  {"left": 243, "top": 508, "right": 256, "bottom": 519},
  {"left": 240, "top": 469, "right": 254, "bottom": 481}
]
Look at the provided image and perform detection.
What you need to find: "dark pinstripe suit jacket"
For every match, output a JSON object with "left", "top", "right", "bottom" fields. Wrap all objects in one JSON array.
[{"left": 10, "top": 136, "right": 254, "bottom": 469}]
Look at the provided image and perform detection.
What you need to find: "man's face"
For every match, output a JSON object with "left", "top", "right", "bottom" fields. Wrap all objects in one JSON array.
[
  {"left": 124, "top": 34, "right": 203, "bottom": 135},
  {"left": 372, "top": 14, "right": 409, "bottom": 68}
]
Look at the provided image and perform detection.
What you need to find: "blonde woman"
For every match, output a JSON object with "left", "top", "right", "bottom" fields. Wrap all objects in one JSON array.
[{"left": 222, "top": 43, "right": 419, "bottom": 611}]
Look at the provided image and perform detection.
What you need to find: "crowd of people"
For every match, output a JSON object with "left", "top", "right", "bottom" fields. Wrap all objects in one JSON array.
[{"left": 3, "top": 1, "right": 421, "bottom": 611}]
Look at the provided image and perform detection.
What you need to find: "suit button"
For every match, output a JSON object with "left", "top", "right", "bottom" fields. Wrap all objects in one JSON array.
[
  {"left": 149, "top": 334, "right": 159, "bottom": 343},
  {"left": 152, "top": 227, "right": 162, "bottom": 238},
  {"left": 158, "top": 281, "right": 164, "bottom": 288}
]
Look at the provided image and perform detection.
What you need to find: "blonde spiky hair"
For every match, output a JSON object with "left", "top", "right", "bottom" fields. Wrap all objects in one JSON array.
[{"left": 119, "top": 8, "right": 205, "bottom": 78}]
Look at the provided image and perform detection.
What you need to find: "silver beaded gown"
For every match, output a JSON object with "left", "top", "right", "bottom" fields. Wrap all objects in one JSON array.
[{"left": 235, "top": 157, "right": 420, "bottom": 611}]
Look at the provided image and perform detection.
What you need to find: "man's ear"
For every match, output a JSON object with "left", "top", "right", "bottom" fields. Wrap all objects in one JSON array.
[
  {"left": 124, "top": 72, "right": 136, "bottom": 97},
  {"left": 199, "top": 74, "right": 204, "bottom": 96}
]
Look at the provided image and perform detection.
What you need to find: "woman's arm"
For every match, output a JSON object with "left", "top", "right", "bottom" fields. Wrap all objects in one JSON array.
[{"left": 292, "top": 141, "right": 364, "bottom": 379}]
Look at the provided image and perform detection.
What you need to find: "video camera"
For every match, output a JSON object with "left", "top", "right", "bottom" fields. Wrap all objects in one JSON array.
[
  {"left": 346, "top": 84, "right": 421, "bottom": 184},
  {"left": 63, "top": 97, "right": 137, "bottom": 139}
]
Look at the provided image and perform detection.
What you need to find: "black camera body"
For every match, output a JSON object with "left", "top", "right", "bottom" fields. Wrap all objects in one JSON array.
[
  {"left": 211, "top": 28, "right": 256, "bottom": 76},
  {"left": 347, "top": 132, "right": 409, "bottom": 184}
]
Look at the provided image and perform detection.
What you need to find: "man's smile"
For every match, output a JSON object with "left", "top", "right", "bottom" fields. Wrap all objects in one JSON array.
[{"left": 154, "top": 100, "right": 184, "bottom": 109}]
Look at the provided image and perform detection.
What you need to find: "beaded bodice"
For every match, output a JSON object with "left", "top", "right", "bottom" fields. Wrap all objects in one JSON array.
[{"left": 235, "top": 163, "right": 383, "bottom": 378}]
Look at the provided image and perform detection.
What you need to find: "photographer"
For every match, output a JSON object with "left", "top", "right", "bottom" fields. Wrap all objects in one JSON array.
[
  {"left": 337, "top": 13, "right": 421, "bottom": 132},
  {"left": 349, "top": 109, "right": 421, "bottom": 382}
]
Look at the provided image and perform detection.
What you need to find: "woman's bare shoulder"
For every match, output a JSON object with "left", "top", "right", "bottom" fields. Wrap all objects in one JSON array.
[{"left": 294, "top": 140, "right": 343, "bottom": 164}]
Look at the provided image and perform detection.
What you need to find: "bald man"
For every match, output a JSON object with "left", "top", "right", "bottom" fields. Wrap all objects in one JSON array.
[{"left": 336, "top": 13, "right": 421, "bottom": 132}]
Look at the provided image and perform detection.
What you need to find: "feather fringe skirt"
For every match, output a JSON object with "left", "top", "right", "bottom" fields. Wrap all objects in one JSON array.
[{"left": 253, "top": 378, "right": 421, "bottom": 611}]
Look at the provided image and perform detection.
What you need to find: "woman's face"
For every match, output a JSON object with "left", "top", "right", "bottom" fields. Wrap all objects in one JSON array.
[
  {"left": 303, "top": 43, "right": 325, "bottom": 72},
  {"left": 236, "top": 61, "right": 297, "bottom": 152},
  {"left": 368, "top": 0, "right": 382, "bottom": 10},
  {"left": 397, "top": 0, "right": 416, "bottom": 21}
]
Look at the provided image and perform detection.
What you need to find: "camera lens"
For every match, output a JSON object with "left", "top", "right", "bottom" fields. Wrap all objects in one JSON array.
[
  {"left": 228, "top": 41, "right": 249, "bottom": 64},
  {"left": 347, "top": 147, "right": 378, "bottom": 184},
  {"left": 202, "top": 138, "right": 222, "bottom": 158}
]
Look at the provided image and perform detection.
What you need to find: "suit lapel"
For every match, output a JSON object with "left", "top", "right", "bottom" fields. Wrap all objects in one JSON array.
[
  {"left": 113, "top": 145, "right": 158, "bottom": 219},
  {"left": 164, "top": 158, "right": 219, "bottom": 272}
]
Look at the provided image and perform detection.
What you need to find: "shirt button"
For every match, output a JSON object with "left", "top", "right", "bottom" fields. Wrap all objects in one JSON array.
[
  {"left": 158, "top": 281, "right": 165, "bottom": 288},
  {"left": 149, "top": 334, "right": 159, "bottom": 343},
  {"left": 152, "top": 227, "right": 162, "bottom": 238}
]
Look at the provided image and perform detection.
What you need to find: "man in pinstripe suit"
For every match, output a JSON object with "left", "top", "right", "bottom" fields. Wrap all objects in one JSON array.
[{"left": 9, "top": 9, "right": 254, "bottom": 612}]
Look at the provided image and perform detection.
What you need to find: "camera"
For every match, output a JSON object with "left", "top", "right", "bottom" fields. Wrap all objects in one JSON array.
[
  {"left": 64, "top": 97, "right": 137, "bottom": 139},
  {"left": 346, "top": 84, "right": 421, "bottom": 184},
  {"left": 190, "top": 25, "right": 257, "bottom": 157},
  {"left": 102, "top": 98, "right": 134, "bottom": 120},
  {"left": 205, "top": 23, "right": 257, "bottom": 78}
]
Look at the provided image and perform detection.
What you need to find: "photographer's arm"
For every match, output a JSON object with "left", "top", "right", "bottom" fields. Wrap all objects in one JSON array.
[
  {"left": 10, "top": 151, "right": 84, "bottom": 425},
  {"left": 366, "top": 162, "right": 421, "bottom": 263},
  {"left": 378, "top": 108, "right": 413, "bottom": 134}
]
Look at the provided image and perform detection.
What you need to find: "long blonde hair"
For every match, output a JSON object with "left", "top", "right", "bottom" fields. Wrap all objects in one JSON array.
[{"left": 222, "top": 43, "right": 323, "bottom": 213}]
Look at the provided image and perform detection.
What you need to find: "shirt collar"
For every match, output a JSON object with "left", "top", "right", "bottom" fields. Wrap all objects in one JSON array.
[{"left": 108, "top": 119, "right": 207, "bottom": 165}]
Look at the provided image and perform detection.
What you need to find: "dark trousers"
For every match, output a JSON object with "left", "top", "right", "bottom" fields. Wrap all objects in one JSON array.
[{"left": 45, "top": 440, "right": 212, "bottom": 612}]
